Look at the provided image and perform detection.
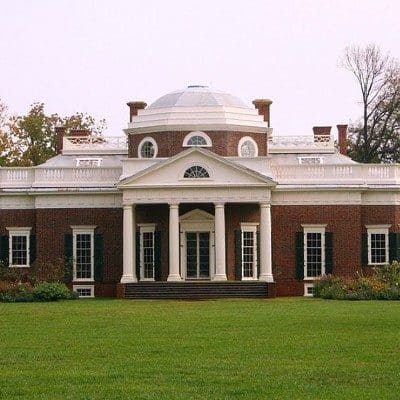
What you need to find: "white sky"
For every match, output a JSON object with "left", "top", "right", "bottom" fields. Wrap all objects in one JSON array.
[{"left": 0, "top": 0, "right": 399, "bottom": 138}]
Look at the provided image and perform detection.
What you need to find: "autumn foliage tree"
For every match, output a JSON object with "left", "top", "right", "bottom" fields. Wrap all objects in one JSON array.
[
  {"left": 0, "top": 101, "right": 106, "bottom": 166},
  {"left": 341, "top": 44, "right": 400, "bottom": 163}
]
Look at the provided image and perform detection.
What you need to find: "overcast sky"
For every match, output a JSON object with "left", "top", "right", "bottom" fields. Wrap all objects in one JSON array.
[{"left": 0, "top": 0, "right": 399, "bottom": 137}]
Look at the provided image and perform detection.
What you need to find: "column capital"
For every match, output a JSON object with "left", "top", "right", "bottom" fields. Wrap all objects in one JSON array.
[
  {"left": 168, "top": 203, "right": 179, "bottom": 209},
  {"left": 123, "top": 204, "right": 135, "bottom": 210},
  {"left": 259, "top": 202, "right": 271, "bottom": 209},
  {"left": 214, "top": 202, "right": 225, "bottom": 208}
]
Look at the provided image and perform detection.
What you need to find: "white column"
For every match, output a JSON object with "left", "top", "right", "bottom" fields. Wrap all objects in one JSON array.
[
  {"left": 121, "top": 204, "right": 137, "bottom": 283},
  {"left": 213, "top": 203, "right": 227, "bottom": 281},
  {"left": 167, "top": 203, "right": 182, "bottom": 281},
  {"left": 259, "top": 202, "right": 274, "bottom": 282}
]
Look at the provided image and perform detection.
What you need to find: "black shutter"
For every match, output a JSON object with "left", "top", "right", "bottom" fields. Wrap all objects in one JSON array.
[
  {"left": 361, "top": 233, "right": 368, "bottom": 266},
  {"left": 256, "top": 231, "right": 260, "bottom": 278},
  {"left": 136, "top": 232, "right": 140, "bottom": 281},
  {"left": 325, "top": 232, "right": 333, "bottom": 274},
  {"left": 0, "top": 235, "right": 9, "bottom": 265},
  {"left": 235, "top": 230, "right": 242, "bottom": 281},
  {"left": 389, "top": 233, "right": 400, "bottom": 263},
  {"left": 94, "top": 234, "right": 103, "bottom": 282},
  {"left": 295, "top": 232, "right": 304, "bottom": 280},
  {"left": 154, "top": 231, "right": 162, "bottom": 281},
  {"left": 29, "top": 235, "right": 36, "bottom": 266},
  {"left": 64, "top": 234, "right": 73, "bottom": 283}
]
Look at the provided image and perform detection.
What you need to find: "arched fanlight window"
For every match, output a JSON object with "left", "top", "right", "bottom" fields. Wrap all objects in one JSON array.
[
  {"left": 138, "top": 137, "right": 157, "bottom": 158},
  {"left": 183, "top": 165, "right": 210, "bottom": 178},
  {"left": 187, "top": 135, "right": 207, "bottom": 146},
  {"left": 183, "top": 131, "right": 212, "bottom": 147},
  {"left": 238, "top": 137, "right": 258, "bottom": 158}
]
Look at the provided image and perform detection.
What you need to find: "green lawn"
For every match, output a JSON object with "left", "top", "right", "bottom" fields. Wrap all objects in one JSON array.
[{"left": 1, "top": 298, "right": 400, "bottom": 400}]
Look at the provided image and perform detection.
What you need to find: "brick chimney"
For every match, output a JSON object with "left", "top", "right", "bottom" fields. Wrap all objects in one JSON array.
[
  {"left": 313, "top": 126, "right": 331, "bottom": 142},
  {"left": 55, "top": 126, "right": 66, "bottom": 154},
  {"left": 127, "top": 101, "right": 147, "bottom": 122},
  {"left": 252, "top": 99, "right": 273, "bottom": 127},
  {"left": 337, "top": 124, "right": 348, "bottom": 155}
]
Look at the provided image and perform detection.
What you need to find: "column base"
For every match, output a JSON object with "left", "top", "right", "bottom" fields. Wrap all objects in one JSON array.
[
  {"left": 120, "top": 275, "right": 138, "bottom": 284},
  {"left": 212, "top": 274, "right": 227, "bottom": 281},
  {"left": 167, "top": 274, "right": 183, "bottom": 282},
  {"left": 259, "top": 274, "right": 274, "bottom": 283}
]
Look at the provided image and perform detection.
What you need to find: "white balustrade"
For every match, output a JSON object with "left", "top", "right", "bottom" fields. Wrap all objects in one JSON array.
[{"left": 63, "top": 136, "right": 127, "bottom": 153}]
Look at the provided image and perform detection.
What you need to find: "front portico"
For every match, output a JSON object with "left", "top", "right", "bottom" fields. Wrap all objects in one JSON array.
[{"left": 118, "top": 147, "right": 276, "bottom": 285}]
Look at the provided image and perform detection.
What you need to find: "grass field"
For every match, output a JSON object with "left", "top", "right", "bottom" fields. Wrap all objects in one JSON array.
[{"left": 1, "top": 298, "right": 400, "bottom": 400}]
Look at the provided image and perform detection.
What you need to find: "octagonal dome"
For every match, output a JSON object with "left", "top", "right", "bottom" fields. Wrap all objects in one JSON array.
[
  {"left": 149, "top": 85, "right": 249, "bottom": 109},
  {"left": 126, "top": 86, "right": 269, "bottom": 134}
]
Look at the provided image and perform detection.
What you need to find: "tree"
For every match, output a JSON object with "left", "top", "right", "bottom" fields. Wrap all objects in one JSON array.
[
  {"left": 341, "top": 44, "right": 400, "bottom": 163},
  {"left": 1, "top": 102, "right": 106, "bottom": 167}
]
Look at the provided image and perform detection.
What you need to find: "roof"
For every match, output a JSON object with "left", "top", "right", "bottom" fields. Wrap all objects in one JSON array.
[{"left": 149, "top": 85, "right": 248, "bottom": 109}]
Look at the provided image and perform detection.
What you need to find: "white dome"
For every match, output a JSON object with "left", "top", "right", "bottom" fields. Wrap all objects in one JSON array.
[{"left": 149, "top": 85, "right": 249, "bottom": 109}]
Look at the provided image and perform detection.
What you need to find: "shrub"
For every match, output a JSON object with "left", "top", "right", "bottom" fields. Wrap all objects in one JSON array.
[
  {"left": 0, "top": 281, "right": 34, "bottom": 302},
  {"left": 31, "top": 258, "right": 73, "bottom": 284},
  {"left": 32, "top": 282, "right": 75, "bottom": 301},
  {"left": 313, "top": 275, "right": 346, "bottom": 299},
  {"left": 373, "top": 261, "right": 400, "bottom": 286}
]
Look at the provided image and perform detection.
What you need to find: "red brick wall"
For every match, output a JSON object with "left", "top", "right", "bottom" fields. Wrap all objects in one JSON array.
[{"left": 128, "top": 130, "right": 268, "bottom": 158}]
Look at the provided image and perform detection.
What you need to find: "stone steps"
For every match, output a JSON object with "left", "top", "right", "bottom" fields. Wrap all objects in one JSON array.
[{"left": 123, "top": 281, "right": 269, "bottom": 299}]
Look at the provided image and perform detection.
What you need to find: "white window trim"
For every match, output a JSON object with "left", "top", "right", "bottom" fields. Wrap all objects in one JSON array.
[
  {"left": 302, "top": 225, "right": 326, "bottom": 280},
  {"left": 366, "top": 225, "right": 390, "bottom": 266},
  {"left": 183, "top": 131, "right": 212, "bottom": 147},
  {"left": 138, "top": 137, "right": 158, "bottom": 158},
  {"left": 6, "top": 227, "right": 31, "bottom": 268},
  {"left": 72, "top": 226, "right": 96, "bottom": 282},
  {"left": 180, "top": 163, "right": 212, "bottom": 180},
  {"left": 238, "top": 136, "right": 259, "bottom": 158},
  {"left": 138, "top": 224, "right": 156, "bottom": 282},
  {"left": 240, "top": 223, "right": 258, "bottom": 280},
  {"left": 73, "top": 285, "right": 95, "bottom": 298},
  {"left": 304, "top": 283, "right": 315, "bottom": 297}
]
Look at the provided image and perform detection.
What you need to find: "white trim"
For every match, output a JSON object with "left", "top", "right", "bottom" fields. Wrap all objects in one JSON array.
[
  {"left": 240, "top": 223, "right": 258, "bottom": 280},
  {"left": 72, "top": 226, "right": 95, "bottom": 282},
  {"left": 366, "top": 225, "right": 390, "bottom": 265},
  {"left": 139, "top": 224, "right": 156, "bottom": 281},
  {"left": 138, "top": 137, "right": 158, "bottom": 158},
  {"left": 298, "top": 156, "right": 324, "bottom": 165},
  {"left": 238, "top": 136, "right": 259, "bottom": 158},
  {"left": 304, "top": 283, "right": 315, "bottom": 297},
  {"left": 6, "top": 227, "right": 31, "bottom": 268},
  {"left": 303, "top": 226, "right": 326, "bottom": 279},
  {"left": 183, "top": 131, "right": 212, "bottom": 147},
  {"left": 181, "top": 163, "right": 212, "bottom": 180},
  {"left": 75, "top": 157, "right": 103, "bottom": 167},
  {"left": 73, "top": 285, "right": 95, "bottom": 298}
]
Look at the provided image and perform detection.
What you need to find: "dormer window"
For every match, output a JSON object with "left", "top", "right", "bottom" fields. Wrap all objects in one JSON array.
[
  {"left": 183, "top": 131, "right": 212, "bottom": 147},
  {"left": 183, "top": 166, "right": 210, "bottom": 178},
  {"left": 238, "top": 137, "right": 258, "bottom": 158},
  {"left": 138, "top": 137, "right": 158, "bottom": 158},
  {"left": 75, "top": 158, "right": 102, "bottom": 167}
]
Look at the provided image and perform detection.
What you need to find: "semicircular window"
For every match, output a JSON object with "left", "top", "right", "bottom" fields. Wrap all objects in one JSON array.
[
  {"left": 183, "top": 165, "right": 210, "bottom": 178},
  {"left": 240, "top": 140, "right": 257, "bottom": 157},
  {"left": 140, "top": 140, "right": 155, "bottom": 158},
  {"left": 187, "top": 135, "right": 207, "bottom": 146}
]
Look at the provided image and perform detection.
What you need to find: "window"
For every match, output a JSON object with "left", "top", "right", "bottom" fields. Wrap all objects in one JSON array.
[
  {"left": 183, "top": 131, "right": 212, "bottom": 147},
  {"left": 139, "top": 224, "right": 156, "bottom": 281},
  {"left": 304, "top": 283, "right": 315, "bottom": 297},
  {"left": 75, "top": 157, "right": 102, "bottom": 167},
  {"left": 298, "top": 156, "right": 324, "bottom": 165},
  {"left": 138, "top": 137, "right": 157, "bottom": 158},
  {"left": 72, "top": 226, "right": 95, "bottom": 281},
  {"left": 73, "top": 285, "right": 94, "bottom": 298},
  {"left": 238, "top": 137, "right": 258, "bottom": 157},
  {"left": 241, "top": 223, "right": 258, "bottom": 279},
  {"left": 6, "top": 228, "right": 31, "bottom": 267},
  {"left": 183, "top": 165, "right": 210, "bottom": 178},
  {"left": 366, "top": 225, "right": 390, "bottom": 265},
  {"left": 303, "top": 225, "right": 326, "bottom": 278}
]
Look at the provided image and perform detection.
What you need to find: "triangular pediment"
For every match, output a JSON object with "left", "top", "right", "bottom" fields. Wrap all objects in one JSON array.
[
  {"left": 118, "top": 147, "right": 276, "bottom": 188},
  {"left": 180, "top": 209, "right": 214, "bottom": 222}
]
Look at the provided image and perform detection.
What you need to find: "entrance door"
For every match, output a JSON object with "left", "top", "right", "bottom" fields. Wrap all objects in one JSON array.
[{"left": 186, "top": 232, "right": 210, "bottom": 279}]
